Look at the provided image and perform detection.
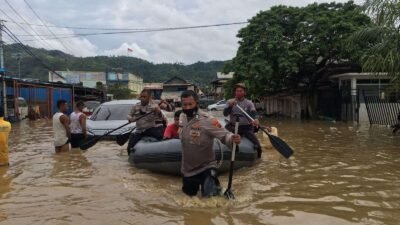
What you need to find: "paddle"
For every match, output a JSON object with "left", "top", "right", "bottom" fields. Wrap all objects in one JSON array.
[
  {"left": 235, "top": 105, "right": 294, "bottom": 159},
  {"left": 224, "top": 116, "right": 240, "bottom": 200},
  {"left": 80, "top": 111, "right": 153, "bottom": 150},
  {"left": 115, "top": 126, "right": 136, "bottom": 146}
]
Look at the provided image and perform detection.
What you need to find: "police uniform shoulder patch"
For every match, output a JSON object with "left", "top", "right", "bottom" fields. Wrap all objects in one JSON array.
[{"left": 211, "top": 118, "right": 222, "bottom": 128}]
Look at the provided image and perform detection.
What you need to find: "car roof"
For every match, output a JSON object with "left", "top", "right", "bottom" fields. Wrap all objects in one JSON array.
[{"left": 101, "top": 99, "right": 140, "bottom": 105}]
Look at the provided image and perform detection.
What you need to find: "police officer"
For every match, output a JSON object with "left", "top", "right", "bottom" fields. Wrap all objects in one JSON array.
[
  {"left": 179, "top": 90, "right": 241, "bottom": 197},
  {"left": 127, "top": 90, "right": 170, "bottom": 154},
  {"left": 223, "top": 83, "right": 262, "bottom": 158}
]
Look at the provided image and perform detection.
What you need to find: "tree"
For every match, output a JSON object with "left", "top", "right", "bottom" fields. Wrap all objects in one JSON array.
[
  {"left": 107, "top": 83, "right": 134, "bottom": 100},
  {"left": 3, "top": 44, "right": 225, "bottom": 87},
  {"left": 349, "top": 0, "right": 400, "bottom": 82},
  {"left": 224, "top": 1, "right": 371, "bottom": 117}
]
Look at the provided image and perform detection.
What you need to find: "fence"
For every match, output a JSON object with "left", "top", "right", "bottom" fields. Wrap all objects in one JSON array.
[{"left": 362, "top": 90, "right": 400, "bottom": 125}]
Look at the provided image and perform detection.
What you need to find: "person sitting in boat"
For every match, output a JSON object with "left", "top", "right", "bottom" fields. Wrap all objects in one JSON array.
[
  {"left": 179, "top": 90, "right": 241, "bottom": 197},
  {"left": 223, "top": 83, "right": 262, "bottom": 158},
  {"left": 163, "top": 110, "right": 182, "bottom": 139},
  {"left": 127, "top": 90, "right": 170, "bottom": 155}
]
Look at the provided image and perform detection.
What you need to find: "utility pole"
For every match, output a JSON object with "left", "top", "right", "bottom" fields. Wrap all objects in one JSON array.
[
  {"left": 0, "top": 20, "right": 4, "bottom": 70},
  {"left": 12, "top": 53, "right": 21, "bottom": 78},
  {"left": 0, "top": 20, "right": 7, "bottom": 118}
]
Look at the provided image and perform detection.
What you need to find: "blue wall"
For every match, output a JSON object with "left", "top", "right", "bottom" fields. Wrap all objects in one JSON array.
[{"left": 52, "top": 88, "right": 73, "bottom": 115}]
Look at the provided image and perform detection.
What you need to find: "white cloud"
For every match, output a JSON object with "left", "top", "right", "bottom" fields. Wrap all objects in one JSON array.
[
  {"left": 1, "top": 0, "right": 366, "bottom": 63},
  {"left": 100, "top": 42, "right": 150, "bottom": 60}
]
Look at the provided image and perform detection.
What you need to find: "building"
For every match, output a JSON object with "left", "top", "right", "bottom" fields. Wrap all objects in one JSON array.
[
  {"left": 330, "top": 72, "right": 400, "bottom": 125},
  {"left": 162, "top": 76, "right": 197, "bottom": 105},
  {"left": 210, "top": 72, "right": 234, "bottom": 99},
  {"left": 106, "top": 72, "right": 143, "bottom": 96},
  {"left": 48, "top": 71, "right": 106, "bottom": 88},
  {"left": 261, "top": 69, "right": 400, "bottom": 125},
  {"left": 0, "top": 76, "right": 105, "bottom": 122},
  {"left": 143, "top": 83, "right": 163, "bottom": 100}
]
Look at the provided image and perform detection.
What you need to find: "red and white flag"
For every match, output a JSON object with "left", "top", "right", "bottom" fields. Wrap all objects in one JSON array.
[{"left": 127, "top": 48, "right": 133, "bottom": 52}]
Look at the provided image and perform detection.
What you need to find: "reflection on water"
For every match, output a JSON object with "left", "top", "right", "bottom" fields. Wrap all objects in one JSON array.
[{"left": 0, "top": 116, "right": 399, "bottom": 225}]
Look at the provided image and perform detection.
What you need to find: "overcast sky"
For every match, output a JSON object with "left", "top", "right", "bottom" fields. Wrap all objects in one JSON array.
[{"left": 1, "top": 0, "right": 364, "bottom": 64}]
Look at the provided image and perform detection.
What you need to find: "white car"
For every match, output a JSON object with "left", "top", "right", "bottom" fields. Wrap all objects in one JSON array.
[
  {"left": 207, "top": 100, "right": 227, "bottom": 111},
  {"left": 87, "top": 100, "right": 139, "bottom": 137}
]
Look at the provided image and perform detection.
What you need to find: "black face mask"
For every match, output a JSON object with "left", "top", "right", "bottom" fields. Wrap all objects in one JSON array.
[{"left": 183, "top": 106, "right": 198, "bottom": 118}]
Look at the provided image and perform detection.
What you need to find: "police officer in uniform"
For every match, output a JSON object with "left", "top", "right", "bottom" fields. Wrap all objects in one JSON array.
[
  {"left": 223, "top": 83, "right": 263, "bottom": 158},
  {"left": 127, "top": 90, "right": 170, "bottom": 154},
  {"left": 179, "top": 90, "right": 241, "bottom": 197}
]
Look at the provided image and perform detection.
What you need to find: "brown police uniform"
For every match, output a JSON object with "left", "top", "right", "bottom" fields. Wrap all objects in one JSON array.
[
  {"left": 179, "top": 110, "right": 234, "bottom": 197},
  {"left": 223, "top": 98, "right": 262, "bottom": 158},
  {"left": 127, "top": 100, "right": 164, "bottom": 154}
]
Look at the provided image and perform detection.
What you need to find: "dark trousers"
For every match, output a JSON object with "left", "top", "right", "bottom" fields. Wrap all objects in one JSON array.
[
  {"left": 70, "top": 133, "right": 85, "bottom": 148},
  {"left": 127, "top": 126, "right": 164, "bottom": 154},
  {"left": 393, "top": 123, "right": 400, "bottom": 134},
  {"left": 182, "top": 168, "right": 222, "bottom": 197},
  {"left": 226, "top": 124, "right": 262, "bottom": 158}
]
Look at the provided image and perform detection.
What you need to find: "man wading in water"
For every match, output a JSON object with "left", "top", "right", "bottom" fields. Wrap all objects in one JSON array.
[
  {"left": 69, "top": 101, "right": 87, "bottom": 148},
  {"left": 53, "top": 99, "right": 71, "bottom": 153},
  {"left": 179, "top": 90, "right": 241, "bottom": 197}
]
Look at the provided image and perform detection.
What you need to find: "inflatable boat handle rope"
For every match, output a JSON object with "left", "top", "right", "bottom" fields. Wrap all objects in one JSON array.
[{"left": 215, "top": 139, "right": 224, "bottom": 168}]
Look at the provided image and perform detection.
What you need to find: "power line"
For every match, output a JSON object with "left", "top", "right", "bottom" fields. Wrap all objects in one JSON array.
[
  {"left": 4, "top": 20, "right": 248, "bottom": 32},
  {"left": 1, "top": 25, "right": 65, "bottom": 79},
  {"left": 3, "top": 0, "right": 55, "bottom": 49},
  {"left": 23, "top": 0, "right": 72, "bottom": 53},
  {"left": 0, "top": 8, "right": 52, "bottom": 49},
  {"left": 15, "top": 22, "right": 249, "bottom": 42}
]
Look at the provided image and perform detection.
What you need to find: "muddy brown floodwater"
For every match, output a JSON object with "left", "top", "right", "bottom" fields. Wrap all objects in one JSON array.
[{"left": 1, "top": 112, "right": 399, "bottom": 225}]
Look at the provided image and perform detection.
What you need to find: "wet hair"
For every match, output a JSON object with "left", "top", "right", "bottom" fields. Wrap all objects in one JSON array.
[
  {"left": 174, "top": 110, "right": 182, "bottom": 118},
  {"left": 0, "top": 108, "right": 4, "bottom": 117},
  {"left": 181, "top": 90, "right": 199, "bottom": 102},
  {"left": 57, "top": 99, "right": 67, "bottom": 109},
  {"left": 76, "top": 101, "right": 85, "bottom": 108}
]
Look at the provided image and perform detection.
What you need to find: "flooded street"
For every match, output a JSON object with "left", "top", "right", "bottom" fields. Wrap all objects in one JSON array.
[{"left": 1, "top": 114, "right": 400, "bottom": 225}]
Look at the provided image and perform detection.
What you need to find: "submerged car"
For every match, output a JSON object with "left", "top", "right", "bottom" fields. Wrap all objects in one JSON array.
[
  {"left": 207, "top": 100, "right": 226, "bottom": 111},
  {"left": 83, "top": 100, "right": 101, "bottom": 117},
  {"left": 87, "top": 100, "right": 139, "bottom": 137}
]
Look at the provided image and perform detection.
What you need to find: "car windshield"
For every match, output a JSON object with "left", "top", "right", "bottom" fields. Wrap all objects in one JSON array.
[
  {"left": 91, "top": 104, "right": 132, "bottom": 121},
  {"left": 218, "top": 100, "right": 226, "bottom": 105},
  {"left": 85, "top": 101, "right": 101, "bottom": 110}
]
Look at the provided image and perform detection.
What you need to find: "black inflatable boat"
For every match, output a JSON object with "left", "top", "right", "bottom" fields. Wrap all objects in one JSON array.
[{"left": 129, "top": 137, "right": 258, "bottom": 176}]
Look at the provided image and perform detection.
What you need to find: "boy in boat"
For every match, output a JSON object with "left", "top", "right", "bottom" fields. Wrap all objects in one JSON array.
[
  {"left": 223, "top": 83, "right": 263, "bottom": 158},
  {"left": 163, "top": 110, "right": 181, "bottom": 139},
  {"left": 127, "top": 90, "right": 171, "bottom": 154},
  {"left": 179, "top": 90, "right": 241, "bottom": 197},
  {"left": 53, "top": 99, "right": 71, "bottom": 153}
]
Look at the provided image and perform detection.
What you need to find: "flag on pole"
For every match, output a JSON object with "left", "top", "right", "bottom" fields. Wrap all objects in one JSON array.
[{"left": 127, "top": 48, "right": 133, "bottom": 52}]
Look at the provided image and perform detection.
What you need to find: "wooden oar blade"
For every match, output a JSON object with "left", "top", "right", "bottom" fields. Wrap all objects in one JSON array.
[
  {"left": 268, "top": 134, "right": 294, "bottom": 159},
  {"left": 79, "top": 136, "right": 100, "bottom": 150},
  {"left": 224, "top": 189, "right": 235, "bottom": 200},
  {"left": 116, "top": 132, "right": 131, "bottom": 146}
]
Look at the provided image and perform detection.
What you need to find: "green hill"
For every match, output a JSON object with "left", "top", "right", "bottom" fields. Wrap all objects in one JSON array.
[{"left": 2, "top": 44, "right": 226, "bottom": 87}]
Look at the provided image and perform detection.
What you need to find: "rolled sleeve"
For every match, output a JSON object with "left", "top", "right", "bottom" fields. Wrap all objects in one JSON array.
[{"left": 202, "top": 118, "right": 233, "bottom": 147}]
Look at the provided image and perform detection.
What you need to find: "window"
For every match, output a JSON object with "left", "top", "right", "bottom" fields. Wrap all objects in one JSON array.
[{"left": 91, "top": 104, "right": 132, "bottom": 121}]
